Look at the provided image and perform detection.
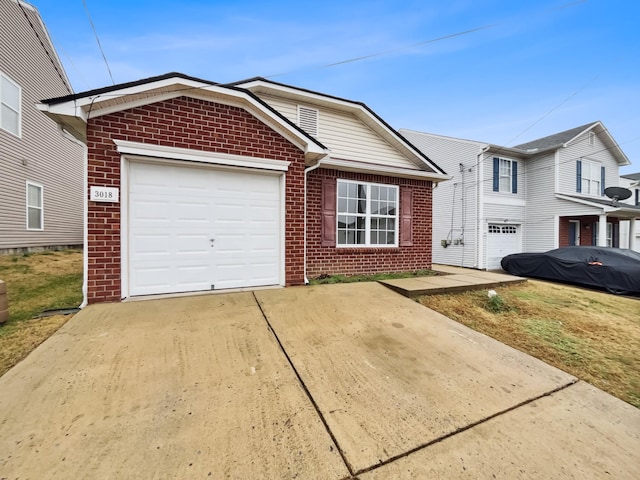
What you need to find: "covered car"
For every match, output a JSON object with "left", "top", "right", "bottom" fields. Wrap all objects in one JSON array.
[{"left": 500, "top": 246, "right": 640, "bottom": 295}]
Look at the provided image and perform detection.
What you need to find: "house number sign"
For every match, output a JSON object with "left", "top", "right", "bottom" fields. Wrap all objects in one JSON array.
[{"left": 90, "top": 186, "right": 120, "bottom": 203}]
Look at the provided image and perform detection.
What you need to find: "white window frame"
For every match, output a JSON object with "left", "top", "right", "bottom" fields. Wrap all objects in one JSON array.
[
  {"left": 499, "top": 158, "right": 513, "bottom": 193},
  {"left": 337, "top": 179, "right": 399, "bottom": 247},
  {"left": 0, "top": 71, "right": 21, "bottom": 137},
  {"left": 580, "top": 159, "right": 601, "bottom": 196},
  {"left": 588, "top": 131, "right": 595, "bottom": 146},
  {"left": 26, "top": 181, "right": 44, "bottom": 231}
]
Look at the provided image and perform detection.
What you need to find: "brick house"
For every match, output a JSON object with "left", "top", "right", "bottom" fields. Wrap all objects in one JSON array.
[{"left": 39, "top": 73, "right": 449, "bottom": 304}]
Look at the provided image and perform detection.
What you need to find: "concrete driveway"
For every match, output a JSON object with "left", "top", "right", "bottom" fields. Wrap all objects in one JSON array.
[{"left": 1, "top": 283, "right": 638, "bottom": 479}]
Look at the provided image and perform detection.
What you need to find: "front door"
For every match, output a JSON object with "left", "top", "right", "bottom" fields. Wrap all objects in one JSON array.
[{"left": 568, "top": 220, "right": 580, "bottom": 246}]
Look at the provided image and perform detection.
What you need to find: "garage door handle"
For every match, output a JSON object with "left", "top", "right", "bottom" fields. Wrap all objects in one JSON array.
[{"left": 210, "top": 238, "right": 216, "bottom": 246}]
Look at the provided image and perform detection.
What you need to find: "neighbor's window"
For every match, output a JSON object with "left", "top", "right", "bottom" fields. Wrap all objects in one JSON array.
[
  {"left": 578, "top": 159, "right": 602, "bottom": 196},
  {"left": 1, "top": 72, "right": 21, "bottom": 137},
  {"left": 26, "top": 182, "right": 43, "bottom": 230},
  {"left": 337, "top": 180, "right": 398, "bottom": 246},
  {"left": 492, "top": 157, "right": 517, "bottom": 194}
]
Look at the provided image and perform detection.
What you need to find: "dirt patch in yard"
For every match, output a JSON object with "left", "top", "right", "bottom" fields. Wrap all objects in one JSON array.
[{"left": 419, "top": 280, "right": 640, "bottom": 408}]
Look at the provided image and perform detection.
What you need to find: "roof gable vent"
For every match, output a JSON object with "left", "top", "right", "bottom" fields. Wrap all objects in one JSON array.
[{"left": 297, "top": 105, "right": 318, "bottom": 137}]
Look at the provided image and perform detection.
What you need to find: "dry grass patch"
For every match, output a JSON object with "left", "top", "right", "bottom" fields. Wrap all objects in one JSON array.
[
  {"left": 419, "top": 280, "right": 640, "bottom": 408},
  {"left": 0, "top": 250, "right": 83, "bottom": 376}
]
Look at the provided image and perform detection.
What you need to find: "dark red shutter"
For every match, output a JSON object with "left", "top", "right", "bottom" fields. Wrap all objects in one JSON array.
[
  {"left": 400, "top": 187, "right": 414, "bottom": 246},
  {"left": 321, "top": 178, "right": 336, "bottom": 247}
]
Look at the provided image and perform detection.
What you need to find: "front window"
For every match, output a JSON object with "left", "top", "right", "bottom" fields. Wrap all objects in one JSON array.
[
  {"left": 26, "top": 182, "right": 43, "bottom": 230},
  {"left": 1, "top": 72, "right": 21, "bottom": 137},
  {"left": 580, "top": 160, "right": 601, "bottom": 196},
  {"left": 337, "top": 180, "right": 398, "bottom": 246}
]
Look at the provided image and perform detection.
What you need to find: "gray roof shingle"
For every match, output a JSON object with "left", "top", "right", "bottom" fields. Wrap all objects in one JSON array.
[{"left": 514, "top": 121, "right": 599, "bottom": 151}]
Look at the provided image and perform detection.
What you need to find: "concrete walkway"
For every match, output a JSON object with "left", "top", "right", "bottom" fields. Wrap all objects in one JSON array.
[
  {"left": 0, "top": 283, "right": 638, "bottom": 479},
  {"left": 380, "top": 264, "right": 527, "bottom": 297}
]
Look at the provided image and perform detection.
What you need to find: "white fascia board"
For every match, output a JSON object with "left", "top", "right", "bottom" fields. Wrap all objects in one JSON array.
[
  {"left": 320, "top": 157, "right": 451, "bottom": 182},
  {"left": 240, "top": 80, "right": 442, "bottom": 173},
  {"left": 113, "top": 139, "right": 291, "bottom": 171},
  {"left": 555, "top": 194, "right": 613, "bottom": 212}
]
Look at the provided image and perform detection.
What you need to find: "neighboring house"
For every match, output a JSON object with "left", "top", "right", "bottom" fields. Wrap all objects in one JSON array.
[
  {"left": 619, "top": 172, "right": 640, "bottom": 251},
  {"left": 0, "top": 0, "right": 83, "bottom": 253},
  {"left": 38, "top": 73, "right": 449, "bottom": 304},
  {"left": 401, "top": 122, "right": 640, "bottom": 270}
]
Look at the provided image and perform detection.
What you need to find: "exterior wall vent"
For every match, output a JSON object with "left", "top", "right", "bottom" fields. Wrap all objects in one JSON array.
[{"left": 297, "top": 106, "right": 318, "bottom": 138}]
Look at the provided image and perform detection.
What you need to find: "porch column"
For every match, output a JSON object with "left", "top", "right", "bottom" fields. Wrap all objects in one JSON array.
[
  {"left": 597, "top": 214, "right": 607, "bottom": 247},
  {"left": 630, "top": 218, "right": 638, "bottom": 251}
]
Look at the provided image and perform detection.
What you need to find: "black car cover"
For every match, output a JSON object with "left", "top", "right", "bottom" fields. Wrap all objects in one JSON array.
[{"left": 501, "top": 246, "right": 640, "bottom": 294}]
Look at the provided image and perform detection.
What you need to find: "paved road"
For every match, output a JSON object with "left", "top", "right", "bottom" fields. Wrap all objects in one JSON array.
[{"left": 0, "top": 283, "right": 638, "bottom": 479}]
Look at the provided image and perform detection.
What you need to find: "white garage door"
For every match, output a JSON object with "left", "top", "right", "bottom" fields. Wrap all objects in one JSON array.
[
  {"left": 127, "top": 161, "right": 282, "bottom": 296},
  {"left": 486, "top": 224, "right": 521, "bottom": 270}
]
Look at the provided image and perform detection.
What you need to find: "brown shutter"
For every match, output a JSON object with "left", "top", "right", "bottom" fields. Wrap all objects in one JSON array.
[
  {"left": 400, "top": 187, "right": 414, "bottom": 246},
  {"left": 321, "top": 178, "right": 337, "bottom": 247}
]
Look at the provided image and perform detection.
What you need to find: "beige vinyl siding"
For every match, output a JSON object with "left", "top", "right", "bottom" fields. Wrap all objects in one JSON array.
[
  {"left": 0, "top": 0, "right": 82, "bottom": 251},
  {"left": 400, "top": 130, "right": 482, "bottom": 268},
  {"left": 259, "top": 94, "right": 420, "bottom": 170}
]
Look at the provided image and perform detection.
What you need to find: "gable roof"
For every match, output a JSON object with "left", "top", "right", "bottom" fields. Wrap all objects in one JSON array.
[
  {"left": 231, "top": 77, "right": 447, "bottom": 176},
  {"left": 514, "top": 122, "right": 598, "bottom": 151},
  {"left": 513, "top": 121, "right": 630, "bottom": 166},
  {"left": 39, "top": 72, "right": 449, "bottom": 180},
  {"left": 38, "top": 72, "right": 328, "bottom": 161}
]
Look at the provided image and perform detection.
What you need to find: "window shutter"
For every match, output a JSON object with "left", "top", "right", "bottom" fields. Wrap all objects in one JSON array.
[
  {"left": 321, "top": 178, "right": 336, "bottom": 247},
  {"left": 600, "top": 166, "right": 605, "bottom": 196},
  {"left": 576, "top": 160, "right": 582, "bottom": 193},
  {"left": 492, "top": 157, "right": 499, "bottom": 192},
  {"left": 512, "top": 162, "right": 518, "bottom": 194},
  {"left": 400, "top": 187, "right": 414, "bottom": 246}
]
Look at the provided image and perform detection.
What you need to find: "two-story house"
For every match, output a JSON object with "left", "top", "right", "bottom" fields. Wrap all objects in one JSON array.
[
  {"left": 401, "top": 122, "right": 640, "bottom": 269},
  {"left": 0, "top": 0, "right": 83, "bottom": 253},
  {"left": 620, "top": 172, "right": 640, "bottom": 249}
]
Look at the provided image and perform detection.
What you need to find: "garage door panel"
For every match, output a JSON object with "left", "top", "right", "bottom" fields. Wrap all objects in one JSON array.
[
  {"left": 128, "top": 161, "right": 282, "bottom": 297},
  {"left": 487, "top": 224, "right": 521, "bottom": 270}
]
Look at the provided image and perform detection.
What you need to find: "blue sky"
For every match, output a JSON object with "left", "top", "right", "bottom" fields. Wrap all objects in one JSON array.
[{"left": 32, "top": 0, "right": 639, "bottom": 174}]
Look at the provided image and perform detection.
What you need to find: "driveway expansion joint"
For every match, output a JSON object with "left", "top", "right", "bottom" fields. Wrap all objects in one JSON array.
[
  {"left": 251, "top": 292, "right": 356, "bottom": 477},
  {"left": 352, "top": 377, "right": 580, "bottom": 477}
]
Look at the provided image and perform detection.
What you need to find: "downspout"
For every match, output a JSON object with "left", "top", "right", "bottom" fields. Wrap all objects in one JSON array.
[
  {"left": 476, "top": 146, "right": 490, "bottom": 269},
  {"left": 58, "top": 125, "right": 89, "bottom": 308},
  {"left": 303, "top": 159, "right": 325, "bottom": 284}
]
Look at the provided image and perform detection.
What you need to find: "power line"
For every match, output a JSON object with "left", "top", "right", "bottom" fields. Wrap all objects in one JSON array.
[{"left": 81, "top": 0, "right": 115, "bottom": 85}]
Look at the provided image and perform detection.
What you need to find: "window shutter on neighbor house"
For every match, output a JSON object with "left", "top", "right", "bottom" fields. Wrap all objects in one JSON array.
[
  {"left": 492, "top": 157, "right": 499, "bottom": 192},
  {"left": 512, "top": 162, "right": 518, "bottom": 194},
  {"left": 576, "top": 160, "right": 582, "bottom": 193},
  {"left": 321, "top": 178, "right": 336, "bottom": 247},
  {"left": 400, "top": 187, "right": 414, "bottom": 246}
]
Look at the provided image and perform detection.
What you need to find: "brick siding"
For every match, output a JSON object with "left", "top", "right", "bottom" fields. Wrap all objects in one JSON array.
[
  {"left": 86, "top": 96, "right": 305, "bottom": 303},
  {"left": 559, "top": 215, "right": 620, "bottom": 247},
  {"left": 306, "top": 169, "right": 433, "bottom": 278}
]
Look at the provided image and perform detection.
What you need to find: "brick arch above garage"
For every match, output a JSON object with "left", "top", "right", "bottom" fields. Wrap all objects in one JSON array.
[{"left": 86, "top": 95, "right": 307, "bottom": 304}]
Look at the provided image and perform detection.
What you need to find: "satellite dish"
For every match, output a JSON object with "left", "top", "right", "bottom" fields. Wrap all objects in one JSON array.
[{"left": 604, "top": 186, "right": 632, "bottom": 206}]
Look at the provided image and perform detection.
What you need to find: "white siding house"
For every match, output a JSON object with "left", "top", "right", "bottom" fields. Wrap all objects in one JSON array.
[
  {"left": 401, "top": 122, "right": 640, "bottom": 269},
  {"left": 619, "top": 173, "right": 640, "bottom": 251},
  {"left": 0, "top": 0, "right": 83, "bottom": 253}
]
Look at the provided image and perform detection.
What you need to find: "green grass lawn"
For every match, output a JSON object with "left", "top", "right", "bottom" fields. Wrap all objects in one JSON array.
[{"left": 0, "top": 249, "right": 83, "bottom": 376}]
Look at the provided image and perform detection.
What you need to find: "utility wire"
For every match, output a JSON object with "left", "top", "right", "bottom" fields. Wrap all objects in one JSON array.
[{"left": 81, "top": 0, "right": 115, "bottom": 85}]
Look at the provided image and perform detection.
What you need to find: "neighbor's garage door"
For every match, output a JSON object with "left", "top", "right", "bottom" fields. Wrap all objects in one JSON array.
[
  {"left": 127, "top": 161, "right": 282, "bottom": 296},
  {"left": 486, "top": 224, "right": 521, "bottom": 270}
]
